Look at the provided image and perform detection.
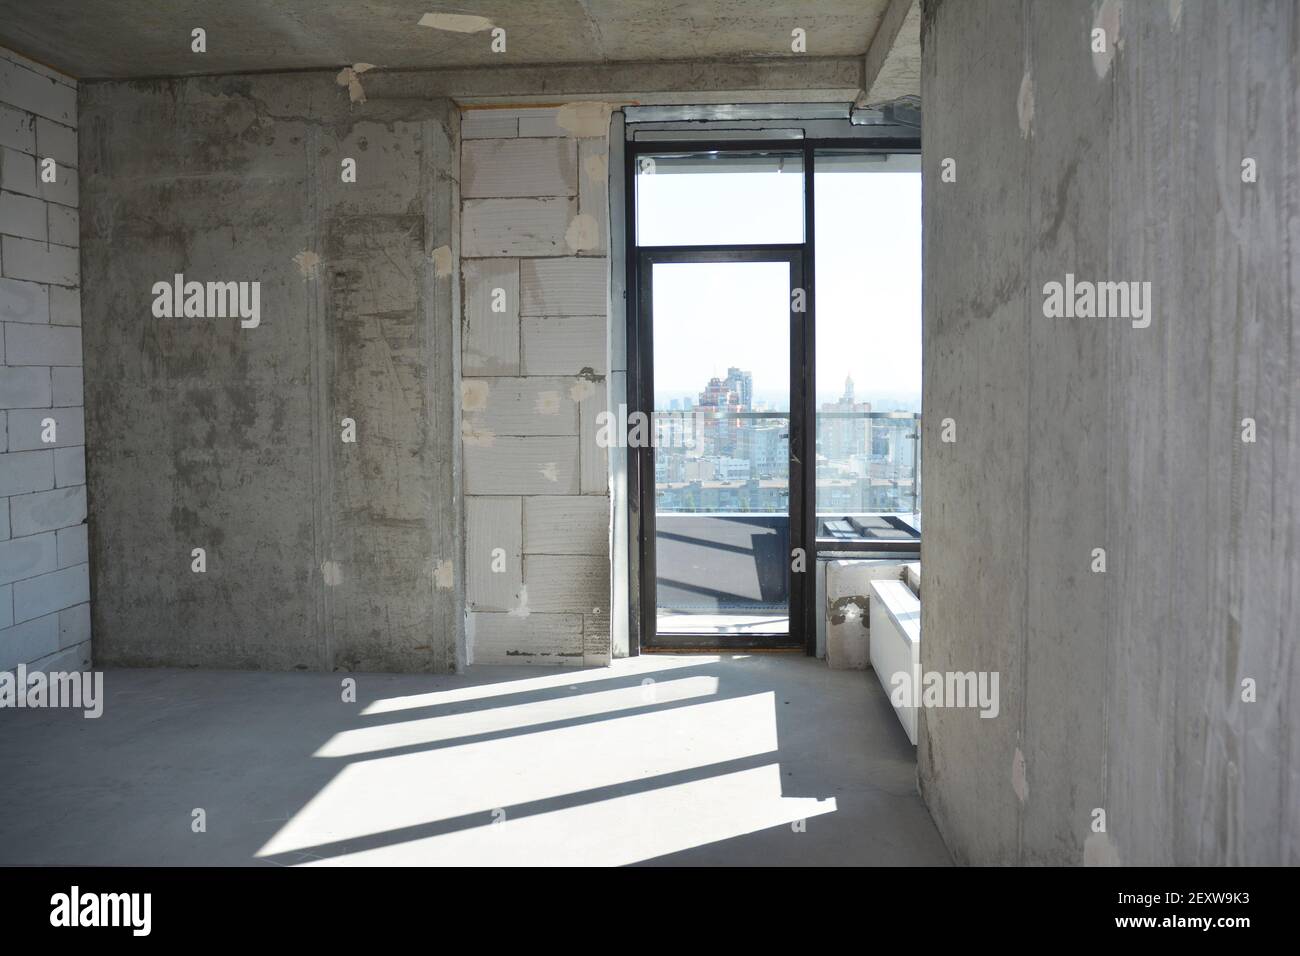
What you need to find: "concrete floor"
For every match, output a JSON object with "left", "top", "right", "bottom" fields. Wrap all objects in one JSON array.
[{"left": 0, "top": 654, "right": 951, "bottom": 866}]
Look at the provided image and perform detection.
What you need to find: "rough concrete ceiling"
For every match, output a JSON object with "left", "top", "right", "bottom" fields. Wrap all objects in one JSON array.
[
  {"left": 861, "top": 0, "right": 920, "bottom": 105},
  {"left": 0, "top": 0, "right": 891, "bottom": 80}
]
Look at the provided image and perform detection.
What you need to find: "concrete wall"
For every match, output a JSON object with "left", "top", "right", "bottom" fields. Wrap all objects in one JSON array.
[
  {"left": 0, "top": 46, "right": 90, "bottom": 675},
  {"left": 459, "top": 107, "right": 611, "bottom": 666},
  {"left": 78, "top": 70, "right": 462, "bottom": 672},
  {"left": 919, "top": 0, "right": 1298, "bottom": 864}
]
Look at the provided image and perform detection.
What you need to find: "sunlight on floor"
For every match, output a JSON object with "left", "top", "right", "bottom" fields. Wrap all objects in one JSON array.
[
  {"left": 300, "top": 764, "right": 835, "bottom": 866},
  {"left": 316, "top": 676, "right": 720, "bottom": 758},
  {"left": 258, "top": 664, "right": 831, "bottom": 864},
  {"left": 361, "top": 655, "right": 721, "bottom": 715}
]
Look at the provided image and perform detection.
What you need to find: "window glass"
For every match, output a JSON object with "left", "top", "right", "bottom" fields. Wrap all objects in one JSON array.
[
  {"left": 636, "top": 151, "right": 804, "bottom": 246},
  {"left": 814, "top": 151, "right": 922, "bottom": 523}
]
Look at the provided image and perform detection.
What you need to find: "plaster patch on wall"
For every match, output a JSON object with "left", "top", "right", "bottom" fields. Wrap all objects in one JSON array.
[
  {"left": 565, "top": 214, "right": 599, "bottom": 252},
  {"left": 569, "top": 378, "right": 596, "bottom": 402},
  {"left": 534, "top": 390, "right": 561, "bottom": 415},
  {"left": 1012, "top": 746, "right": 1029, "bottom": 803},
  {"left": 434, "top": 559, "right": 454, "bottom": 590},
  {"left": 462, "top": 421, "right": 495, "bottom": 446},
  {"left": 335, "top": 63, "right": 375, "bottom": 104},
  {"left": 321, "top": 560, "right": 344, "bottom": 586},
  {"left": 583, "top": 152, "right": 608, "bottom": 182},
  {"left": 431, "top": 244, "right": 453, "bottom": 277},
  {"left": 293, "top": 250, "right": 321, "bottom": 279},
  {"left": 1017, "top": 71, "right": 1035, "bottom": 139},
  {"left": 539, "top": 462, "right": 559, "bottom": 482},
  {"left": 508, "top": 585, "right": 530, "bottom": 617},
  {"left": 556, "top": 102, "right": 615, "bottom": 138},
  {"left": 462, "top": 379, "right": 490, "bottom": 411},
  {"left": 1083, "top": 831, "right": 1122, "bottom": 866},
  {"left": 418, "top": 12, "right": 494, "bottom": 32},
  {"left": 1092, "top": 0, "right": 1122, "bottom": 79}
]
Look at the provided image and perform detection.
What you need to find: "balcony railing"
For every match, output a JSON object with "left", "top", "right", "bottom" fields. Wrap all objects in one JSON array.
[
  {"left": 650, "top": 409, "right": 921, "bottom": 518},
  {"left": 651, "top": 409, "right": 922, "bottom": 622},
  {"left": 815, "top": 410, "right": 921, "bottom": 518}
]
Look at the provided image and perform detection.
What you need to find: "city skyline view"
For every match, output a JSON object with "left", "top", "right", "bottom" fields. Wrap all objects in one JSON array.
[{"left": 654, "top": 365, "right": 921, "bottom": 518}]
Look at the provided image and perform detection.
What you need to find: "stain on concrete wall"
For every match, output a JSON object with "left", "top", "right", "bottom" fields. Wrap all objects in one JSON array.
[
  {"left": 920, "top": 0, "right": 1298, "bottom": 864},
  {"left": 828, "top": 595, "right": 869, "bottom": 628},
  {"left": 78, "top": 70, "right": 462, "bottom": 672}
]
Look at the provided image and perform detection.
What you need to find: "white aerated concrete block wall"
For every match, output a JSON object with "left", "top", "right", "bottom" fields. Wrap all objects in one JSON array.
[
  {"left": 0, "top": 46, "right": 90, "bottom": 675},
  {"left": 459, "top": 106, "right": 611, "bottom": 666}
]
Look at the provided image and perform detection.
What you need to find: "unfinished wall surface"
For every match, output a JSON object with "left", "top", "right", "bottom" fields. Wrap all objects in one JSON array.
[
  {"left": 0, "top": 46, "right": 90, "bottom": 676},
  {"left": 460, "top": 106, "right": 611, "bottom": 666},
  {"left": 78, "top": 70, "right": 462, "bottom": 672},
  {"left": 919, "top": 0, "right": 1298, "bottom": 864}
]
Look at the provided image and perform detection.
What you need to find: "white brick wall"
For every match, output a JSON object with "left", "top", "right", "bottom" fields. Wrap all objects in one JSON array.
[
  {"left": 459, "top": 106, "right": 611, "bottom": 667},
  {"left": 0, "top": 46, "right": 89, "bottom": 675}
]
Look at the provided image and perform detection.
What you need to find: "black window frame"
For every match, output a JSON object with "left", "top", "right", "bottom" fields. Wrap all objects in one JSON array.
[{"left": 624, "top": 136, "right": 921, "bottom": 656}]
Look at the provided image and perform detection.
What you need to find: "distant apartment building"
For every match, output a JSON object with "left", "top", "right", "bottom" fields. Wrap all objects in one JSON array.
[
  {"left": 655, "top": 368, "right": 789, "bottom": 512},
  {"left": 820, "top": 375, "right": 872, "bottom": 461}
]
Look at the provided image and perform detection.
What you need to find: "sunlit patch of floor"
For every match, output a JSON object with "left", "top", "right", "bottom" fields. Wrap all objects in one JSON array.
[
  {"left": 361, "top": 654, "right": 720, "bottom": 715},
  {"left": 298, "top": 764, "right": 834, "bottom": 866},
  {"left": 321, "top": 676, "right": 719, "bottom": 757},
  {"left": 259, "top": 691, "right": 784, "bottom": 859}
]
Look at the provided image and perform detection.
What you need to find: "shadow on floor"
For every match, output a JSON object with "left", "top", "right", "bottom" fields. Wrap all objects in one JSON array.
[{"left": 0, "top": 654, "right": 951, "bottom": 866}]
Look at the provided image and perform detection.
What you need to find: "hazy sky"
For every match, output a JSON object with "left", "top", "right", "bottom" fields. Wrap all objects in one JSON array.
[
  {"left": 641, "top": 155, "right": 922, "bottom": 410},
  {"left": 652, "top": 261, "right": 790, "bottom": 405}
]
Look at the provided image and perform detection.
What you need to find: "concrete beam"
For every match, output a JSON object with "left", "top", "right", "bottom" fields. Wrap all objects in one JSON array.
[
  {"left": 363, "top": 57, "right": 866, "bottom": 106},
  {"left": 76, "top": 56, "right": 866, "bottom": 109},
  {"left": 861, "top": 0, "right": 921, "bottom": 106}
]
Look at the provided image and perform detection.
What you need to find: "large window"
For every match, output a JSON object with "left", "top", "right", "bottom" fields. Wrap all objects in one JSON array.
[
  {"left": 629, "top": 140, "right": 921, "bottom": 651},
  {"left": 814, "top": 152, "right": 922, "bottom": 544}
]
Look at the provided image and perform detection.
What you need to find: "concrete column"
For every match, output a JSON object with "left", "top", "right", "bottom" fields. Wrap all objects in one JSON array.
[{"left": 919, "top": 0, "right": 1298, "bottom": 865}]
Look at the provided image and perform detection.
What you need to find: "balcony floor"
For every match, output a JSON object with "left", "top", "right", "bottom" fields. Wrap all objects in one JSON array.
[{"left": 0, "top": 654, "right": 951, "bottom": 866}]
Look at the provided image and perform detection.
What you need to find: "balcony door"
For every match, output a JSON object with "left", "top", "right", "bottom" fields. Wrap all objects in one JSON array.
[
  {"left": 626, "top": 142, "right": 921, "bottom": 653},
  {"left": 639, "top": 251, "right": 807, "bottom": 648}
]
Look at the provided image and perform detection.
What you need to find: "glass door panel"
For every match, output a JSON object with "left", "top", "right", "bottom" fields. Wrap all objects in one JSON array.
[{"left": 648, "top": 259, "right": 793, "bottom": 638}]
